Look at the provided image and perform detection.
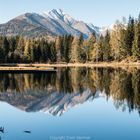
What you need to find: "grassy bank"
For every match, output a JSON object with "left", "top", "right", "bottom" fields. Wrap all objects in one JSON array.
[
  {"left": 18, "top": 62, "right": 140, "bottom": 68},
  {"left": 0, "top": 62, "right": 140, "bottom": 70},
  {"left": 0, "top": 65, "right": 56, "bottom": 72}
]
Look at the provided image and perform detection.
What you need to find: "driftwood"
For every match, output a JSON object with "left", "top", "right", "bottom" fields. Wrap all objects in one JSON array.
[{"left": 24, "top": 130, "right": 31, "bottom": 134}]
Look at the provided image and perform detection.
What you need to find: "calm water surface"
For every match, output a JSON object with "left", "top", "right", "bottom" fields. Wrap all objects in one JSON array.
[{"left": 0, "top": 67, "right": 140, "bottom": 140}]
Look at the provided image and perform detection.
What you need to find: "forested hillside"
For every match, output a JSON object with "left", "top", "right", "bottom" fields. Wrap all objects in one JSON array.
[{"left": 0, "top": 14, "right": 139, "bottom": 63}]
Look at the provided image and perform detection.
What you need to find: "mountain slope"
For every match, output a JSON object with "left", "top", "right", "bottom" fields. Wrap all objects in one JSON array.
[
  {"left": 0, "top": 13, "right": 55, "bottom": 38},
  {"left": 42, "top": 9, "right": 99, "bottom": 38}
]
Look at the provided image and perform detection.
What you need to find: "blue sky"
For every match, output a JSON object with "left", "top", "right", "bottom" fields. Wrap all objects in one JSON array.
[{"left": 0, "top": 0, "right": 140, "bottom": 26}]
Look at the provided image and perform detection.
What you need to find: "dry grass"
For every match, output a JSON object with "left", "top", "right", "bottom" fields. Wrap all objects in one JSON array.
[
  {"left": 0, "top": 62, "right": 140, "bottom": 71},
  {"left": 0, "top": 66, "right": 55, "bottom": 71}
]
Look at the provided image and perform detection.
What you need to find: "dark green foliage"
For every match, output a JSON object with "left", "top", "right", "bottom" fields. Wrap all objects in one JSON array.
[
  {"left": 61, "top": 35, "right": 74, "bottom": 63},
  {"left": 98, "top": 35, "right": 104, "bottom": 61},
  {"left": 124, "top": 16, "right": 135, "bottom": 57},
  {"left": 132, "top": 14, "right": 140, "bottom": 59},
  {"left": 119, "top": 28, "right": 126, "bottom": 60},
  {"left": 49, "top": 42, "right": 57, "bottom": 62},
  {"left": 0, "top": 36, "right": 58, "bottom": 63}
]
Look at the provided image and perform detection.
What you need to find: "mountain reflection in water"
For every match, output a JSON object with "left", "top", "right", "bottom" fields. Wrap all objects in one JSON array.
[{"left": 0, "top": 67, "right": 140, "bottom": 116}]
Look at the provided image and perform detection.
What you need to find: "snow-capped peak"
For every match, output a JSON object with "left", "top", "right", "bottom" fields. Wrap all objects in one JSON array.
[
  {"left": 42, "top": 9, "right": 76, "bottom": 26},
  {"left": 56, "top": 9, "right": 65, "bottom": 15},
  {"left": 43, "top": 9, "right": 63, "bottom": 19}
]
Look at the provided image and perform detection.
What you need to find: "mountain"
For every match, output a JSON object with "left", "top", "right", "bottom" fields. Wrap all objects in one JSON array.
[{"left": 0, "top": 9, "right": 101, "bottom": 38}]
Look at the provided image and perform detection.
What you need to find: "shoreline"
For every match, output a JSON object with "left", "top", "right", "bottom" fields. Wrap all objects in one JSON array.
[
  {"left": 17, "top": 62, "right": 140, "bottom": 68},
  {"left": 0, "top": 66, "right": 56, "bottom": 72},
  {"left": 0, "top": 62, "right": 140, "bottom": 71}
]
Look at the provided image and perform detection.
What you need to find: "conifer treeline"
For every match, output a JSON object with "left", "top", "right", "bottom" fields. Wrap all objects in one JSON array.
[
  {"left": 0, "top": 36, "right": 57, "bottom": 63},
  {"left": 0, "top": 14, "right": 140, "bottom": 63}
]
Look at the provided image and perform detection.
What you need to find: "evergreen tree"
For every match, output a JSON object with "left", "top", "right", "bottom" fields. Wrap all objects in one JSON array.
[
  {"left": 87, "top": 32, "right": 96, "bottom": 61},
  {"left": 90, "top": 42, "right": 102, "bottom": 62},
  {"left": 14, "top": 36, "right": 22, "bottom": 62},
  {"left": 23, "top": 39, "right": 32, "bottom": 63},
  {"left": 119, "top": 28, "right": 126, "bottom": 60},
  {"left": 71, "top": 34, "right": 84, "bottom": 63},
  {"left": 70, "top": 37, "right": 80, "bottom": 63},
  {"left": 2, "top": 37, "right": 9, "bottom": 62},
  {"left": 49, "top": 42, "right": 57, "bottom": 62},
  {"left": 77, "top": 34, "right": 85, "bottom": 62},
  {"left": 132, "top": 15, "right": 140, "bottom": 60},
  {"left": 0, "top": 36, "right": 5, "bottom": 63},
  {"left": 103, "top": 30, "right": 111, "bottom": 61},
  {"left": 124, "top": 16, "right": 135, "bottom": 57},
  {"left": 55, "top": 36, "right": 62, "bottom": 62},
  {"left": 65, "top": 35, "right": 73, "bottom": 63},
  {"left": 98, "top": 35, "right": 104, "bottom": 61}
]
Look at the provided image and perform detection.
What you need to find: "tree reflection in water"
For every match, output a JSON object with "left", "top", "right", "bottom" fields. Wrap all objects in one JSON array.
[{"left": 0, "top": 67, "right": 140, "bottom": 116}]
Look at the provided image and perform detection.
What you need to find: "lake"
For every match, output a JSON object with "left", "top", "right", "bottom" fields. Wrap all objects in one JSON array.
[{"left": 0, "top": 67, "right": 140, "bottom": 140}]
